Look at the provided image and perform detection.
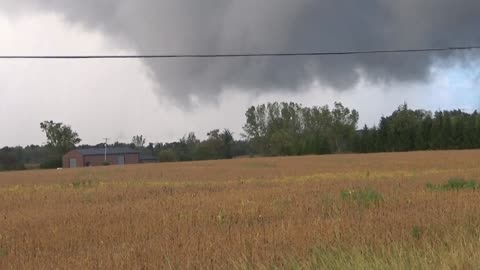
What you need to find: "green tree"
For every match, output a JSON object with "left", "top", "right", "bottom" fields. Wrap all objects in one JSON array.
[
  {"left": 40, "top": 121, "right": 81, "bottom": 155},
  {"left": 331, "top": 102, "right": 359, "bottom": 152},
  {"left": 220, "top": 129, "right": 234, "bottom": 159},
  {"left": 177, "top": 132, "right": 199, "bottom": 161},
  {"left": 195, "top": 129, "right": 235, "bottom": 160},
  {"left": 132, "top": 135, "right": 146, "bottom": 148},
  {"left": 243, "top": 105, "right": 268, "bottom": 155},
  {"left": 243, "top": 101, "right": 359, "bottom": 156}
]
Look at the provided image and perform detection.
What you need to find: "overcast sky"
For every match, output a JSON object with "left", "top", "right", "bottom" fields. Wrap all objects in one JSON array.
[{"left": 1, "top": 2, "right": 479, "bottom": 147}]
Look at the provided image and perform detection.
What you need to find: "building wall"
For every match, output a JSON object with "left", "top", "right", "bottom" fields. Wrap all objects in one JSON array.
[
  {"left": 62, "top": 150, "right": 85, "bottom": 168},
  {"left": 83, "top": 154, "right": 140, "bottom": 167},
  {"left": 124, "top": 154, "right": 140, "bottom": 164}
]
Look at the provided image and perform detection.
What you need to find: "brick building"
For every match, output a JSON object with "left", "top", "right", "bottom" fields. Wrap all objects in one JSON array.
[{"left": 63, "top": 147, "right": 142, "bottom": 168}]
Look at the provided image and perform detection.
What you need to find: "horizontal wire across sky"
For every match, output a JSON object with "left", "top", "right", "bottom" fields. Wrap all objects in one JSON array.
[{"left": 0, "top": 46, "right": 479, "bottom": 60}]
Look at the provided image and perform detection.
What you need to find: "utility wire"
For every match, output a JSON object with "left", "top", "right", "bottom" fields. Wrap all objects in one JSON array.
[{"left": 0, "top": 46, "right": 479, "bottom": 59}]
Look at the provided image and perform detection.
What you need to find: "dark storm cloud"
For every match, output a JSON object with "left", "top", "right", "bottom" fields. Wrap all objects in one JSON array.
[{"left": 3, "top": 0, "right": 480, "bottom": 105}]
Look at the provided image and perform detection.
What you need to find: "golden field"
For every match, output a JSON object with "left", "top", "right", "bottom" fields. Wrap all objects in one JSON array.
[{"left": 1, "top": 150, "right": 480, "bottom": 269}]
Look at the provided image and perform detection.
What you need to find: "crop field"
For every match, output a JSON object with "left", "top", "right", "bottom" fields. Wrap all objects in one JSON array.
[{"left": 1, "top": 150, "right": 480, "bottom": 269}]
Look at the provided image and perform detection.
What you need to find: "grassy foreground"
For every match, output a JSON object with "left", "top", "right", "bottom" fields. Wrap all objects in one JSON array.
[{"left": 1, "top": 150, "right": 480, "bottom": 269}]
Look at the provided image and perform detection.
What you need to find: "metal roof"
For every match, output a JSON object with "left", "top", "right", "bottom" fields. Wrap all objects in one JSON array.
[{"left": 76, "top": 147, "right": 139, "bottom": 156}]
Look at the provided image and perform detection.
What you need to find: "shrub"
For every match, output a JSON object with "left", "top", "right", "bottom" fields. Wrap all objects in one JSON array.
[
  {"left": 0, "top": 163, "right": 25, "bottom": 172},
  {"left": 158, "top": 149, "right": 178, "bottom": 163},
  {"left": 40, "top": 157, "right": 62, "bottom": 169},
  {"left": 341, "top": 188, "right": 383, "bottom": 207}
]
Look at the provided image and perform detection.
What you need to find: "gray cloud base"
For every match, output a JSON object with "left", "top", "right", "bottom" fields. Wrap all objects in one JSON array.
[{"left": 3, "top": 0, "right": 480, "bottom": 106}]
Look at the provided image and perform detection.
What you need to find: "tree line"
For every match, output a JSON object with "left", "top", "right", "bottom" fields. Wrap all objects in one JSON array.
[
  {"left": 243, "top": 102, "right": 359, "bottom": 156},
  {"left": 354, "top": 103, "right": 480, "bottom": 153},
  {"left": 1, "top": 102, "right": 480, "bottom": 171}
]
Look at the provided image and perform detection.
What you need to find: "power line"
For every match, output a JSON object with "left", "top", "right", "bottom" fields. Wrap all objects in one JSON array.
[{"left": 0, "top": 46, "right": 479, "bottom": 60}]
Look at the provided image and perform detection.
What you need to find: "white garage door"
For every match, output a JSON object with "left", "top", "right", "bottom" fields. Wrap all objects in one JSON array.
[{"left": 69, "top": 158, "right": 77, "bottom": 168}]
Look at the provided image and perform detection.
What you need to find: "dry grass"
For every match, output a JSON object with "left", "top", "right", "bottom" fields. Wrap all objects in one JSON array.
[{"left": 1, "top": 150, "right": 480, "bottom": 269}]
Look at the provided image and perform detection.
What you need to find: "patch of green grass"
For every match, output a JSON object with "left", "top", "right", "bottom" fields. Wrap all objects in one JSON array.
[
  {"left": 72, "top": 180, "right": 96, "bottom": 189},
  {"left": 341, "top": 188, "right": 383, "bottom": 207},
  {"left": 0, "top": 248, "right": 7, "bottom": 257},
  {"left": 426, "top": 178, "right": 478, "bottom": 191},
  {"left": 271, "top": 198, "right": 292, "bottom": 214},
  {"left": 216, "top": 209, "right": 229, "bottom": 225},
  {"left": 411, "top": 226, "right": 423, "bottom": 240},
  {"left": 72, "top": 181, "right": 82, "bottom": 189},
  {"left": 301, "top": 241, "right": 480, "bottom": 270}
]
